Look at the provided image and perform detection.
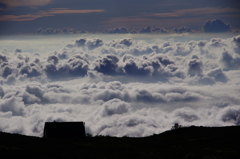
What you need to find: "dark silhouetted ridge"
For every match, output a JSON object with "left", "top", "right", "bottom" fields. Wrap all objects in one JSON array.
[{"left": 1, "top": 126, "right": 240, "bottom": 159}]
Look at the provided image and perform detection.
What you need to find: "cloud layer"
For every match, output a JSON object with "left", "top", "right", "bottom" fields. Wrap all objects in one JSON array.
[{"left": 0, "top": 33, "right": 240, "bottom": 137}]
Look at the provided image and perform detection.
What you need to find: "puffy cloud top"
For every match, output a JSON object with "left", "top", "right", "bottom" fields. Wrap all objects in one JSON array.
[
  {"left": 173, "top": 27, "right": 192, "bottom": 33},
  {"left": 202, "top": 19, "right": 231, "bottom": 33},
  {"left": 187, "top": 58, "right": 203, "bottom": 77},
  {"left": 1, "top": 34, "right": 240, "bottom": 137}
]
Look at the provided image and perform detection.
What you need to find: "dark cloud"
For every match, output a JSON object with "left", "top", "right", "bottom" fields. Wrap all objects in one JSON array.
[
  {"left": 44, "top": 55, "right": 89, "bottom": 79},
  {"left": 232, "top": 35, "right": 240, "bottom": 54},
  {"left": 151, "top": 28, "right": 168, "bottom": 33},
  {"left": 74, "top": 38, "right": 87, "bottom": 47},
  {"left": 135, "top": 89, "right": 165, "bottom": 103},
  {"left": 47, "top": 55, "right": 59, "bottom": 65},
  {"left": 19, "top": 65, "right": 42, "bottom": 77},
  {"left": 221, "top": 106, "right": 240, "bottom": 125},
  {"left": 219, "top": 50, "right": 240, "bottom": 70},
  {"left": 122, "top": 55, "right": 160, "bottom": 76},
  {"left": 93, "top": 54, "right": 120, "bottom": 75},
  {"left": 0, "top": 2, "right": 7, "bottom": 9},
  {"left": 0, "top": 54, "right": 7, "bottom": 63},
  {"left": 121, "top": 54, "right": 180, "bottom": 80},
  {"left": 173, "top": 107, "right": 199, "bottom": 122},
  {"left": 68, "top": 38, "right": 103, "bottom": 50},
  {"left": 0, "top": 86, "right": 4, "bottom": 98},
  {"left": 202, "top": 19, "right": 231, "bottom": 33},
  {"left": 86, "top": 39, "right": 103, "bottom": 50},
  {"left": 0, "top": 96, "right": 25, "bottom": 116},
  {"left": 108, "top": 38, "right": 133, "bottom": 47},
  {"left": 198, "top": 41, "right": 207, "bottom": 47},
  {"left": 187, "top": 58, "right": 203, "bottom": 77},
  {"left": 119, "top": 39, "right": 132, "bottom": 47},
  {"left": 25, "top": 85, "right": 44, "bottom": 100},
  {"left": 56, "top": 51, "right": 68, "bottom": 59},
  {"left": 104, "top": 27, "right": 130, "bottom": 34},
  {"left": 155, "top": 55, "right": 174, "bottom": 66},
  {"left": 139, "top": 26, "right": 168, "bottom": 34},
  {"left": 2, "top": 66, "right": 13, "bottom": 78},
  {"left": 100, "top": 99, "right": 130, "bottom": 117},
  {"left": 210, "top": 38, "right": 226, "bottom": 47},
  {"left": 173, "top": 27, "right": 192, "bottom": 33},
  {"left": 34, "top": 28, "right": 78, "bottom": 35},
  {"left": 17, "top": 54, "right": 30, "bottom": 63},
  {"left": 206, "top": 68, "right": 228, "bottom": 83},
  {"left": 140, "top": 26, "right": 151, "bottom": 33},
  {"left": 14, "top": 49, "right": 22, "bottom": 53}
]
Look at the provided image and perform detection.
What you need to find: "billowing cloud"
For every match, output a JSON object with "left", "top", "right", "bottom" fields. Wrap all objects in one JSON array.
[
  {"left": 202, "top": 19, "right": 231, "bottom": 33},
  {"left": 0, "top": 34, "right": 240, "bottom": 137},
  {"left": 139, "top": 26, "right": 168, "bottom": 34},
  {"left": 187, "top": 58, "right": 203, "bottom": 77},
  {"left": 67, "top": 38, "right": 103, "bottom": 50},
  {"left": 104, "top": 27, "right": 130, "bottom": 34},
  {"left": 34, "top": 28, "right": 78, "bottom": 35},
  {"left": 219, "top": 50, "right": 240, "bottom": 70},
  {"left": 173, "top": 27, "right": 192, "bottom": 33},
  {"left": 93, "top": 55, "right": 120, "bottom": 75}
]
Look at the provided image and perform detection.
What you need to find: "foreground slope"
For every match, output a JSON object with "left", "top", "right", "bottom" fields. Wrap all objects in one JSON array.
[{"left": 1, "top": 126, "right": 240, "bottom": 159}]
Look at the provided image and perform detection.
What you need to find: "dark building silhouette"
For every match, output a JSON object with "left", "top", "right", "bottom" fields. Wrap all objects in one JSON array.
[{"left": 43, "top": 122, "right": 86, "bottom": 138}]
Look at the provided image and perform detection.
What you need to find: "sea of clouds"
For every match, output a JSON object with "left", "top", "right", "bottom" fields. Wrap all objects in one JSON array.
[{"left": 0, "top": 33, "right": 240, "bottom": 137}]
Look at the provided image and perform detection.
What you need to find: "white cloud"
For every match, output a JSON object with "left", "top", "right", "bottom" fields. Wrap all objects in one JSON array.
[{"left": 0, "top": 33, "right": 240, "bottom": 137}]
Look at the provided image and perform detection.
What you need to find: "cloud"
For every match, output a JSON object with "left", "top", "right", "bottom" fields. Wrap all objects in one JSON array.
[
  {"left": 173, "top": 27, "right": 192, "bottom": 33},
  {"left": 44, "top": 55, "right": 89, "bottom": 79},
  {"left": 93, "top": 55, "right": 120, "bottom": 75},
  {"left": 172, "top": 107, "right": 199, "bottom": 122},
  {"left": 108, "top": 39, "right": 133, "bottom": 47},
  {"left": 148, "top": 7, "right": 240, "bottom": 18},
  {"left": 67, "top": 38, "right": 103, "bottom": 50},
  {"left": 0, "top": 8, "right": 105, "bottom": 21},
  {"left": 205, "top": 67, "right": 228, "bottom": 83},
  {"left": 139, "top": 26, "right": 168, "bottom": 34},
  {"left": 86, "top": 39, "right": 104, "bottom": 50},
  {"left": 100, "top": 99, "right": 130, "bottom": 117},
  {"left": 0, "top": 0, "right": 52, "bottom": 8},
  {"left": 0, "top": 86, "right": 4, "bottom": 98},
  {"left": 232, "top": 35, "right": 240, "bottom": 54},
  {"left": 14, "top": 48, "right": 21, "bottom": 53},
  {"left": 2, "top": 66, "right": 13, "bottom": 78},
  {"left": 0, "top": 96, "right": 25, "bottom": 116},
  {"left": 0, "top": 34, "right": 240, "bottom": 137},
  {"left": 34, "top": 28, "right": 78, "bottom": 35},
  {"left": 104, "top": 27, "right": 130, "bottom": 34},
  {"left": 220, "top": 105, "right": 240, "bottom": 125},
  {"left": 0, "top": 2, "right": 7, "bottom": 10},
  {"left": 0, "top": 54, "right": 7, "bottom": 63},
  {"left": 187, "top": 58, "right": 203, "bottom": 77},
  {"left": 202, "top": 19, "right": 231, "bottom": 33},
  {"left": 219, "top": 50, "right": 240, "bottom": 70},
  {"left": 140, "top": 26, "right": 152, "bottom": 33}
]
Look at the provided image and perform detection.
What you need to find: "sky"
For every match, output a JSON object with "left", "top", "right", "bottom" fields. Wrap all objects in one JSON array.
[
  {"left": 0, "top": 0, "right": 240, "bottom": 34},
  {"left": 0, "top": 0, "right": 240, "bottom": 138}
]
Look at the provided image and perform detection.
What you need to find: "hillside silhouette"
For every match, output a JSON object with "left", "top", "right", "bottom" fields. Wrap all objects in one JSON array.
[{"left": 1, "top": 126, "right": 240, "bottom": 159}]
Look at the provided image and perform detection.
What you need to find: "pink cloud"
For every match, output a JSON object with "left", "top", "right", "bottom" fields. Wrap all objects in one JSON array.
[
  {"left": 147, "top": 7, "right": 240, "bottom": 18},
  {"left": 0, "top": 0, "right": 53, "bottom": 8},
  {"left": 0, "top": 8, "right": 105, "bottom": 21}
]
